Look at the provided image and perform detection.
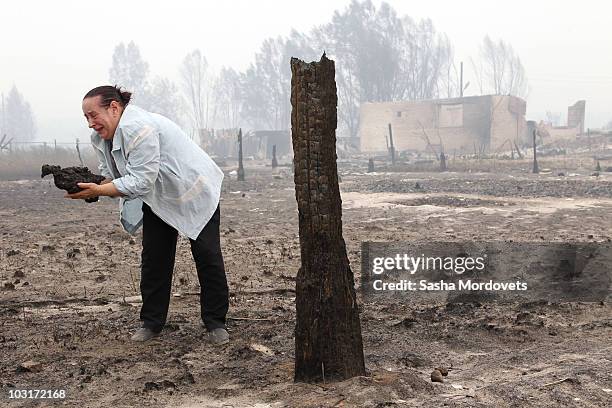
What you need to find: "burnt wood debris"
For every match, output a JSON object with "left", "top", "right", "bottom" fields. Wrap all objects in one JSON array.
[
  {"left": 272, "top": 144, "right": 278, "bottom": 169},
  {"left": 440, "top": 152, "right": 447, "bottom": 171},
  {"left": 387, "top": 123, "right": 396, "bottom": 165},
  {"left": 237, "top": 128, "right": 245, "bottom": 181},
  {"left": 532, "top": 129, "right": 539, "bottom": 174},
  {"left": 290, "top": 54, "right": 366, "bottom": 383},
  {"left": 41, "top": 164, "right": 105, "bottom": 203},
  {"left": 368, "top": 158, "right": 375, "bottom": 173}
]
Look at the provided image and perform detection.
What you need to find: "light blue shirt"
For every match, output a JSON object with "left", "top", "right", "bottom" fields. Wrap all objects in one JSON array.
[{"left": 90, "top": 104, "right": 224, "bottom": 240}]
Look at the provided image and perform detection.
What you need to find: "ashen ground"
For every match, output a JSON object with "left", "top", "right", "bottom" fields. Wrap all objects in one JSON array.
[{"left": 0, "top": 161, "right": 611, "bottom": 407}]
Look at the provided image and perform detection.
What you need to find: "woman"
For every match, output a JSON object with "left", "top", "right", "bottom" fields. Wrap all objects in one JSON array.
[{"left": 68, "top": 85, "right": 229, "bottom": 345}]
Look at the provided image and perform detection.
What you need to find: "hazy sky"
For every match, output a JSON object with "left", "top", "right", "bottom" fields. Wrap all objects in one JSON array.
[{"left": 1, "top": 0, "right": 611, "bottom": 143}]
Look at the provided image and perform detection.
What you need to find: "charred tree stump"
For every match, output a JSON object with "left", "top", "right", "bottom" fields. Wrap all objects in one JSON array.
[
  {"left": 290, "top": 55, "right": 366, "bottom": 383},
  {"left": 237, "top": 128, "right": 245, "bottom": 181},
  {"left": 532, "top": 129, "right": 539, "bottom": 174},
  {"left": 367, "top": 158, "right": 375, "bottom": 173},
  {"left": 272, "top": 144, "right": 278, "bottom": 169},
  {"left": 387, "top": 123, "right": 396, "bottom": 165}
]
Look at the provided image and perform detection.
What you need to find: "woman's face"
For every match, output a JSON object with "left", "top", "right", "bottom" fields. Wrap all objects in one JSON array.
[{"left": 82, "top": 96, "right": 122, "bottom": 140}]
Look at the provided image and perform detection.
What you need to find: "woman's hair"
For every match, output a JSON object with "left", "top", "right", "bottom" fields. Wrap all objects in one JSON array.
[{"left": 83, "top": 85, "right": 132, "bottom": 107}]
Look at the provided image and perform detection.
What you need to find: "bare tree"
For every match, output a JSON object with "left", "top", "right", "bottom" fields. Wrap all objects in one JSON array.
[
  {"left": 478, "top": 36, "right": 528, "bottom": 98},
  {"left": 180, "top": 49, "right": 211, "bottom": 133},
  {"left": 399, "top": 17, "right": 453, "bottom": 100},
  {"left": 109, "top": 41, "right": 150, "bottom": 104},
  {"left": 3, "top": 86, "right": 36, "bottom": 142},
  {"left": 146, "top": 77, "right": 185, "bottom": 126},
  {"left": 314, "top": 0, "right": 453, "bottom": 138},
  {"left": 242, "top": 37, "right": 289, "bottom": 130},
  {"left": 237, "top": 1, "right": 452, "bottom": 138},
  {"left": 241, "top": 32, "right": 317, "bottom": 130},
  {"left": 469, "top": 56, "right": 485, "bottom": 95},
  {"left": 440, "top": 59, "right": 461, "bottom": 99},
  {"left": 108, "top": 43, "right": 187, "bottom": 127},
  {"left": 213, "top": 67, "right": 242, "bottom": 129}
]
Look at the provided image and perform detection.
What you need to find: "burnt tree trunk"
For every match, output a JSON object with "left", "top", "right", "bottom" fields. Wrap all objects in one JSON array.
[
  {"left": 532, "top": 129, "right": 539, "bottom": 174},
  {"left": 237, "top": 128, "right": 245, "bottom": 181},
  {"left": 290, "top": 55, "right": 366, "bottom": 383},
  {"left": 387, "top": 123, "right": 396, "bottom": 164},
  {"left": 272, "top": 144, "right": 278, "bottom": 168},
  {"left": 367, "top": 158, "right": 375, "bottom": 173},
  {"left": 440, "top": 152, "right": 447, "bottom": 171}
]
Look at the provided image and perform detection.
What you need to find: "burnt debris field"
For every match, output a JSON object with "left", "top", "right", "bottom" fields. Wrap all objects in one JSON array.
[{"left": 1, "top": 157, "right": 611, "bottom": 407}]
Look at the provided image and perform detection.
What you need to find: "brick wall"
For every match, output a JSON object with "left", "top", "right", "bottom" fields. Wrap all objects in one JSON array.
[
  {"left": 489, "top": 95, "right": 528, "bottom": 150},
  {"left": 359, "top": 95, "right": 527, "bottom": 154}
]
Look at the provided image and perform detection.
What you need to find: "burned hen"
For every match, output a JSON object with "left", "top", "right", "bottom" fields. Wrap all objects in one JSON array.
[{"left": 41, "top": 164, "right": 106, "bottom": 203}]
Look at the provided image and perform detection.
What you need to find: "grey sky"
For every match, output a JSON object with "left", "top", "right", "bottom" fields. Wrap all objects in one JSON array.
[{"left": 1, "top": 0, "right": 611, "bottom": 143}]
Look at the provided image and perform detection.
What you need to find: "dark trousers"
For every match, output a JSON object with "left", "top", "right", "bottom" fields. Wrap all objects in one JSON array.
[{"left": 140, "top": 203, "right": 228, "bottom": 332}]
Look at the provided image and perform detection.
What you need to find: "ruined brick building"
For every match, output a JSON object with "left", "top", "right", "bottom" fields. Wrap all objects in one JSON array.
[
  {"left": 359, "top": 95, "right": 587, "bottom": 155},
  {"left": 359, "top": 95, "right": 528, "bottom": 154},
  {"left": 536, "top": 100, "right": 586, "bottom": 142}
]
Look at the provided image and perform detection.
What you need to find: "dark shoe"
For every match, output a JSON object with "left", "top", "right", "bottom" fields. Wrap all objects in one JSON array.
[
  {"left": 208, "top": 328, "right": 229, "bottom": 346},
  {"left": 131, "top": 327, "right": 160, "bottom": 342}
]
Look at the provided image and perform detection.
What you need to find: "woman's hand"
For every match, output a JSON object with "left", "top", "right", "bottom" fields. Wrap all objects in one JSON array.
[{"left": 65, "top": 183, "right": 101, "bottom": 200}]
